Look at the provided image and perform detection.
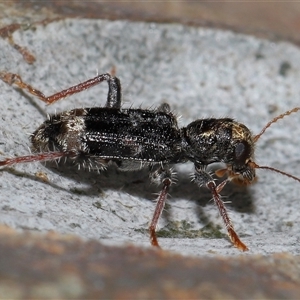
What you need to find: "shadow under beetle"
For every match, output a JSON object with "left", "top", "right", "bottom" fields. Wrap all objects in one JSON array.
[{"left": 1, "top": 71, "right": 300, "bottom": 251}]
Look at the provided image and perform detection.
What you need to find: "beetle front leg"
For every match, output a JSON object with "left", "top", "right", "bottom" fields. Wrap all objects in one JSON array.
[{"left": 194, "top": 164, "right": 248, "bottom": 251}]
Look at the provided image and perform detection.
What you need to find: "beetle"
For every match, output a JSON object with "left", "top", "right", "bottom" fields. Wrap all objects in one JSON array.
[{"left": 1, "top": 71, "right": 299, "bottom": 251}]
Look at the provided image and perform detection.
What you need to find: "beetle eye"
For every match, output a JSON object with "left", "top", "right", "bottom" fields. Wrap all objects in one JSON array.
[
  {"left": 234, "top": 141, "right": 250, "bottom": 165},
  {"left": 235, "top": 142, "right": 245, "bottom": 159}
]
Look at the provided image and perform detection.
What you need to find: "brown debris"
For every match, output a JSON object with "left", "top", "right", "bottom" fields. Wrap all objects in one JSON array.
[{"left": 0, "top": 226, "right": 299, "bottom": 299}]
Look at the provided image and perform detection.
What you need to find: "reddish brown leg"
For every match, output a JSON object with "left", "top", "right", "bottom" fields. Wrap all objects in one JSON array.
[
  {"left": 194, "top": 166, "right": 248, "bottom": 251},
  {"left": 207, "top": 181, "right": 248, "bottom": 251},
  {"left": 149, "top": 165, "right": 173, "bottom": 247},
  {"left": 0, "top": 72, "right": 121, "bottom": 108},
  {"left": 0, "top": 151, "right": 71, "bottom": 167},
  {"left": 149, "top": 178, "right": 172, "bottom": 247}
]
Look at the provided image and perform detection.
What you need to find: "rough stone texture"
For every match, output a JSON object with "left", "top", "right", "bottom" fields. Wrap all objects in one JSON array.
[
  {"left": 1, "top": 16, "right": 300, "bottom": 256},
  {"left": 1, "top": 2, "right": 300, "bottom": 299}
]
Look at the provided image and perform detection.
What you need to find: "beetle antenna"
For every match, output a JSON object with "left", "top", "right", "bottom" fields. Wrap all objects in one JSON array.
[
  {"left": 249, "top": 161, "right": 300, "bottom": 183},
  {"left": 253, "top": 107, "right": 300, "bottom": 143}
]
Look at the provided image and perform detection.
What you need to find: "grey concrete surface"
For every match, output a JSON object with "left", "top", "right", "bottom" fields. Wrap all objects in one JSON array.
[{"left": 0, "top": 19, "right": 300, "bottom": 256}]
